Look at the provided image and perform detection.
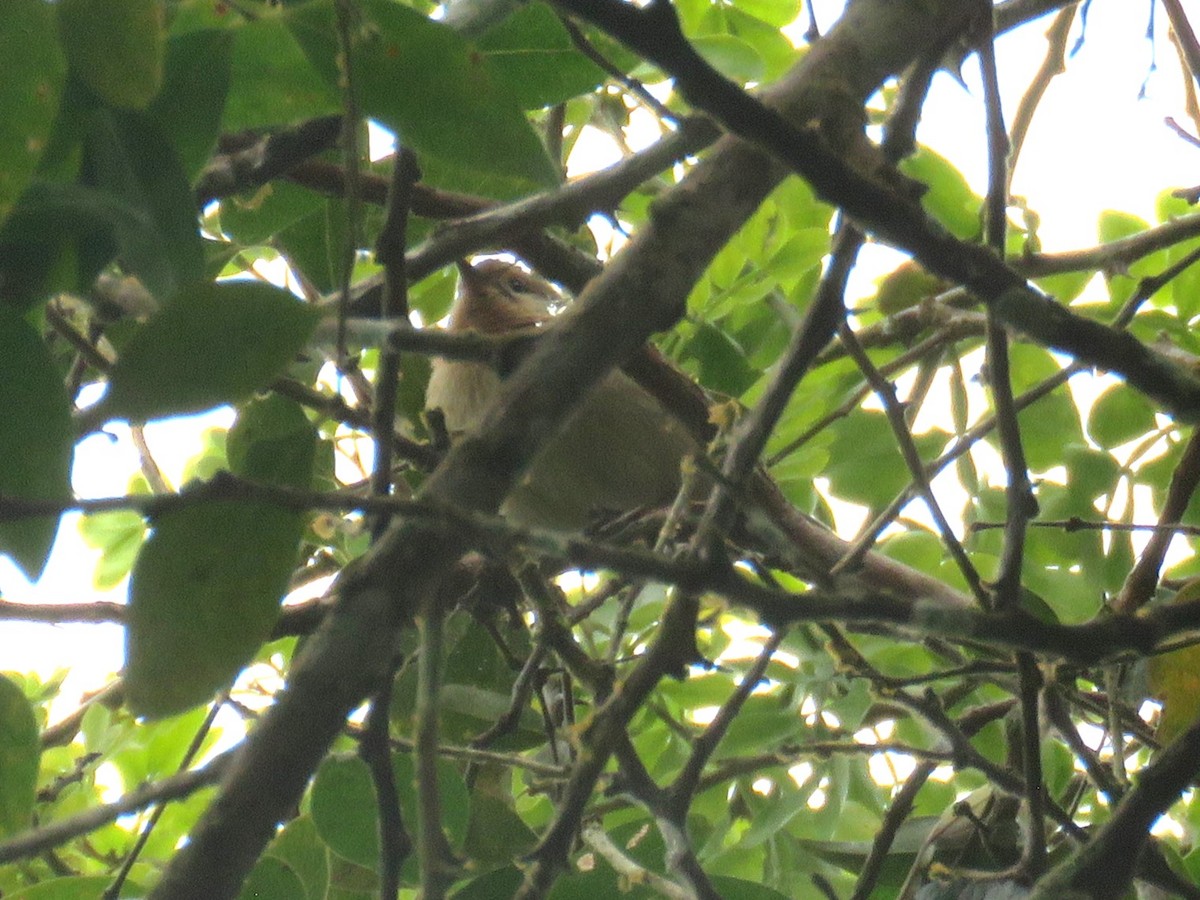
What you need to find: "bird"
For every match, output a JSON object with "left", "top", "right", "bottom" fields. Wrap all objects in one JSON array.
[
  {"left": 424, "top": 260, "right": 977, "bottom": 612},
  {"left": 424, "top": 258, "right": 701, "bottom": 531}
]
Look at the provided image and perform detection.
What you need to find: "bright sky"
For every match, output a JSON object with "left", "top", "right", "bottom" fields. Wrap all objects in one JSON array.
[{"left": 4, "top": 1, "right": 1199, "bottom": 714}]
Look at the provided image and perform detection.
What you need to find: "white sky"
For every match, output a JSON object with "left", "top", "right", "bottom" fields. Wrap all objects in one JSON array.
[{"left": 5, "top": 1, "right": 1200, "bottom": 712}]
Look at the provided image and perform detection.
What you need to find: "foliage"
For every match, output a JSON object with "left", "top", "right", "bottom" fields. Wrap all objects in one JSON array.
[{"left": 3, "top": 0, "right": 1200, "bottom": 899}]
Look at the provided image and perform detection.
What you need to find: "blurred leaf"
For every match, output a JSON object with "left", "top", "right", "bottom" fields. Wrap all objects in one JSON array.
[
  {"left": 453, "top": 867, "right": 524, "bottom": 899},
  {"left": 900, "top": 147, "right": 981, "bottom": 240},
  {"left": 1098, "top": 209, "right": 1162, "bottom": 308},
  {"left": 58, "top": 0, "right": 165, "bottom": 110},
  {"left": 463, "top": 772, "right": 537, "bottom": 866},
  {"left": 266, "top": 816, "right": 330, "bottom": 900},
  {"left": 125, "top": 398, "right": 314, "bottom": 718},
  {"left": 0, "top": 180, "right": 177, "bottom": 310},
  {"left": 0, "top": 675, "right": 39, "bottom": 838},
  {"left": 708, "top": 875, "right": 792, "bottom": 899},
  {"left": 732, "top": 0, "right": 803, "bottom": 27},
  {"left": 876, "top": 261, "right": 945, "bottom": 314},
  {"left": 310, "top": 755, "right": 380, "bottom": 869},
  {"left": 287, "top": 0, "right": 559, "bottom": 187},
  {"left": 681, "top": 322, "right": 759, "bottom": 396},
  {"left": 0, "top": 307, "right": 73, "bottom": 580},
  {"left": 0, "top": 0, "right": 65, "bottom": 224},
  {"left": 477, "top": 3, "right": 607, "bottom": 109},
  {"left": 100, "top": 281, "right": 320, "bottom": 424},
  {"left": 1149, "top": 580, "right": 1200, "bottom": 744},
  {"left": 6, "top": 877, "right": 129, "bottom": 900},
  {"left": 692, "top": 34, "right": 765, "bottom": 83},
  {"left": 825, "top": 411, "right": 942, "bottom": 507},
  {"left": 81, "top": 108, "right": 204, "bottom": 297},
  {"left": 238, "top": 857, "right": 305, "bottom": 900},
  {"left": 222, "top": 13, "right": 338, "bottom": 131},
  {"left": 78, "top": 509, "right": 146, "bottom": 590},
  {"left": 1157, "top": 191, "right": 1200, "bottom": 319},
  {"left": 220, "top": 180, "right": 324, "bottom": 247},
  {"left": 1088, "top": 383, "right": 1158, "bottom": 448},
  {"left": 148, "top": 29, "right": 233, "bottom": 179},
  {"left": 312, "top": 752, "right": 469, "bottom": 878}
]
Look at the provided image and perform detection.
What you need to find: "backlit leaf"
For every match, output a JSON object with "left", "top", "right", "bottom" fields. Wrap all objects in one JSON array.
[
  {"left": 58, "top": 0, "right": 165, "bottom": 109},
  {"left": 101, "top": 281, "right": 320, "bottom": 424},
  {"left": 0, "top": 308, "right": 73, "bottom": 579}
]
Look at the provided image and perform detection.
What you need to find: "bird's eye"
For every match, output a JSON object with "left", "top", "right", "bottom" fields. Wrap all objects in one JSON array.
[{"left": 503, "top": 276, "right": 527, "bottom": 294}]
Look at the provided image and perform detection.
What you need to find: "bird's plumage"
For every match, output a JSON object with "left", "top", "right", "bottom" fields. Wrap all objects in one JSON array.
[{"left": 425, "top": 259, "right": 700, "bottom": 530}]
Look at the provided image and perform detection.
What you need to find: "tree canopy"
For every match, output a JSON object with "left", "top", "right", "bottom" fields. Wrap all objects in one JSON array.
[{"left": 4, "top": 0, "right": 1200, "bottom": 898}]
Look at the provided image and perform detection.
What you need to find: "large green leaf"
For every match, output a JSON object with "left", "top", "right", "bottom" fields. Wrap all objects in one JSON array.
[
  {"left": 0, "top": 307, "right": 73, "bottom": 580},
  {"left": 6, "top": 877, "right": 130, "bottom": 900},
  {"left": 124, "top": 397, "right": 315, "bottom": 718},
  {"left": 265, "top": 816, "right": 331, "bottom": 900},
  {"left": 237, "top": 856, "right": 306, "bottom": 900},
  {"left": 81, "top": 108, "right": 205, "bottom": 296},
  {"left": 0, "top": 181, "right": 168, "bottom": 310},
  {"left": 0, "top": 675, "right": 39, "bottom": 838},
  {"left": 222, "top": 14, "right": 339, "bottom": 132},
  {"left": 57, "top": 0, "right": 165, "bottom": 110},
  {"left": 148, "top": 29, "right": 234, "bottom": 179},
  {"left": 124, "top": 496, "right": 305, "bottom": 718},
  {"left": 900, "top": 146, "right": 982, "bottom": 241},
  {"left": 476, "top": 3, "right": 606, "bottom": 109},
  {"left": 0, "top": 101, "right": 202, "bottom": 307},
  {"left": 1087, "top": 383, "right": 1158, "bottom": 449},
  {"left": 99, "top": 281, "right": 320, "bottom": 424},
  {"left": 287, "top": 0, "right": 559, "bottom": 187},
  {"left": 0, "top": 0, "right": 66, "bottom": 225},
  {"left": 309, "top": 755, "right": 380, "bottom": 869}
]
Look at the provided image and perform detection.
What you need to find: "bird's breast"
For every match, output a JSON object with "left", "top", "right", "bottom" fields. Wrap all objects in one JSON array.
[{"left": 425, "top": 359, "right": 502, "bottom": 437}]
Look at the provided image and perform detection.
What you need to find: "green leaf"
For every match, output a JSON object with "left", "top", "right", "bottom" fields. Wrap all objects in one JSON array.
[
  {"left": 681, "top": 322, "right": 759, "bottom": 396},
  {"left": 453, "top": 867, "right": 524, "bottom": 899},
  {"left": 125, "top": 400, "right": 314, "bottom": 718},
  {"left": 100, "top": 281, "right": 320, "bottom": 424},
  {"left": 78, "top": 508, "right": 146, "bottom": 590},
  {"left": 709, "top": 875, "right": 792, "bottom": 899},
  {"left": 692, "top": 34, "right": 765, "bottom": 83},
  {"left": 0, "top": 674, "right": 39, "bottom": 838},
  {"left": 57, "top": 0, "right": 165, "bottom": 110},
  {"left": 1157, "top": 191, "right": 1200, "bottom": 319},
  {"left": 730, "top": 0, "right": 803, "bottom": 27},
  {"left": 222, "top": 14, "right": 339, "bottom": 131},
  {"left": 310, "top": 755, "right": 381, "bottom": 868},
  {"left": 463, "top": 773, "right": 537, "bottom": 866},
  {"left": 238, "top": 856, "right": 306, "bottom": 900},
  {"left": 287, "top": 0, "right": 559, "bottom": 187},
  {"left": 824, "top": 410, "right": 942, "bottom": 507},
  {"left": 6, "top": 877, "right": 130, "bottom": 900},
  {"left": 275, "top": 201, "right": 348, "bottom": 294},
  {"left": 1087, "top": 384, "right": 1158, "bottom": 448},
  {"left": 311, "top": 753, "right": 470, "bottom": 873},
  {"left": 0, "top": 0, "right": 66, "bottom": 225},
  {"left": 0, "top": 308, "right": 73, "bottom": 580},
  {"left": 148, "top": 29, "right": 233, "bottom": 179},
  {"left": 900, "top": 146, "right": 981, "bottom": 240},
  {"left": 220, "top": 180, "right": 325, "bottom": 247},
  {"left": 477, "top": 3, "right": 607, "bottom": 109},
  {"left": 124, "top": 499, "right": 304, "bottom": 717},
  {"left": 0, "top": 181, "right": 173, "bottom": 310},
  {"left": 226, "top": 394, "right": 319, "bottom": 489},
  {"left": 82, "top": 108, "right": 205, "bottom": 296},
  {"left": 266, "top": 816, "right": 330, "bottom": 900},
  {"left": 1098, "top": 209, "right": 1161, "bottom": 308}
]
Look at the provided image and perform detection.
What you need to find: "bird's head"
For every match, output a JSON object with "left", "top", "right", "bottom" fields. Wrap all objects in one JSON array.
[{"left": 450, "top": 259, "right": 559, "bottom": 334}]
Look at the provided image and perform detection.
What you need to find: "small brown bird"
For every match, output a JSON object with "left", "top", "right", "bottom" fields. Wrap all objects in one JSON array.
[{"left": 425, "top": 259, "right": 701, "bottom": 530}]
